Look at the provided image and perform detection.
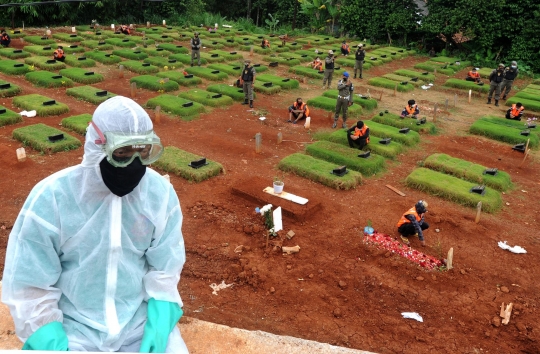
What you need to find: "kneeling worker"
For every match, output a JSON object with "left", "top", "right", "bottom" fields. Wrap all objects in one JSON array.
[
  {"left": 261, "top": 38, "right": 270, "bottom": 49},
  {"left": 466, "top": 68, "right": 481, "bottom": 84},
  {"left": 1, "top": 30, "right": 11, "bottom": 48},
  {"left": 506, "top": 102, "right": 524, "bottom": 120},
  {"left": 396, "top": 200, "right": 429, "bottom": 246},
  {"left": 311, "top": 56, "right": 323, "bottom": 71},
  {"left": 288, "top": 98, "right": 310, "bottom": 124},
  {"left": 53, "top": 46, "right": 65, "bottom": 62},
  {"left": 347, "top": 120, "right": 370, "bottom": 149},
  {"left": 401, "top": 99, "right": 419, "bottom": 119}
]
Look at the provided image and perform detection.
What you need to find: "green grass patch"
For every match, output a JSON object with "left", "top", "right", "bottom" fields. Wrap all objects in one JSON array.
[
  {"left": 168, "top": 53, "right": 208, "bottom": 65},
  {"left": 469, "top": 119, "right": 538, "bottom": 148},
  {"left": 141, "top": 48, "right": 171, "bottom": 57},
  {"left": 185, "top": 67, "right": 229, "bottom": 81},
  {"left": 478, "top": 68, "right": 492, "bottom": 79},
  {"left": 144, "top": 56, "right": 183, "bottom": 68},
  {"left": 22, "top": 45, "right": 55, "bottom": 56},
  {"left": 156, "top": 71, "right": 202, "bottom": 86},
  {"left": 153, "top": 146, "right": 224, "bottom": 183},
  {"left": 370, "top": 112, "right": 436, "bottom": 134},
  {"left": 363, "top": 120, "right": 420, "bottom": 146},
  {"left": 13, "top": 94, "right": 69, "bottom": 117},
  {"left": 405, "top": 168, "right": 502, "bottom": 213},
  {"left": 207, "top": 63, "right": 243, "bottom": 76},
  {"left": 324, "top": 129, "right": 404, "bottom": 159},
  {"left": 63, "top": 55, "right": 96, "bottom": 68},
  {"left": 413, "top": 62, "right": 440, "bottom": 73},
  {"left": 105, "top": 38, "right": 137, "bottom": 47},
  {"left": 241, "top": 45, "right": 272, "bottom": 55},
  {"left": 277, "top": 53, "right": 312, "bottom": 63},
  {"left": 443, "top": 78, "right": 489, "bottom": 93},
  {"left": 146, "top": 94, "right": 205, "bottom": 120},
  {"left": 25, "top": 71, "right": 74, "bottom": 88},
  {"left": 253, "top": 80, "right": 282, "bottom": 94},
  {"left": 81, "top": 40, "right": 114, "bottom": 50},
  {"left": 506, "top": 97, "right": 540, "bottom": 113},
  {"left": 206, "top": 84, "right": 253, "bottom": 101},
  {"left": 0, "top": 48, "right": 31, "bottom": 59},
  {"left": 84, "top": 51, "right": 123, "bottom": 64},
  {"left": 393, "top": 69, "right": 435, "bottom": 82},
  {"left": 23, "top": 36, "right": 56, "bottom": 45},
  {"left": 334, "top": 57, "right": 356, "bottom": 68},
  {"left": 13, "top": 123, "right": 81, "bottom": 153},
  {"left": 306, "top": 141, "right": 385, "bottom": 176},
  {"left": 513, "top": 91, "right": 540, "bottom": 102},
  {"left": 61, "top": 113, "right": 93, "bottom": 135},
  {"left": 0, "top": 105, "right": 23, "bottom": 127},
  {"left": 256, "top": 74, "right": 300, "bottom": 89},
  {"left": 307, "top": 96, "right": 363, "bottom": 117},
  {"left": 0, "top": 59, "right": 31, "bottom": 75},
  {"left": 146, "top": 34, "right": 174, "bottom": 43},
  {"left": 120, "top": 60, "right": 159, "bottom": 74},
  {"left": 208, "top": 50, "right": 244, "bottom": 61},
  {"left": 382, "top": 74, "right": 423, "bottom": 87},
  {"left": 423, "top": 153, "right": 512, "bottom": 191},
  {"left": 527, "top": 84, "right": 540, "bottom": 90},
  {"left": 0, "top": 79, "right": 22, "bottom": 97},
  {"left": 368, "top": 77, "right": 414, "bottom": 92},
  {"left": 155, "top": 43, "right": 189, "bottom": 54},
  {"left": 199, "top": 52, "right": 226, "bottom": 63},
  {"left": 59, "top": 68, "right": 104, "bottom": 84},
  {"left": 294, "top": 50, "right": 318, "bottom": 59},
  {"left": 288, "top": 65, "right": 325, "bottom": 79},
  {"left": 66, "top": 86, "right": 117, "bottom": 104},
  {"left": 263, "top": 56, "right": 301, "bottom": 67},
  {"left": 323, "top": 90, "right": 377, "bottom": 110},
  {"left": 178, "top": 89, "right": 234, "bottom": 107},
  {"left": 52, "top": 33, "right": 84, "bottom": 42},
  {"left": 278, "top": 153, "right": 362, "bottom": 190},
  {"left": 62, "top": 45, "right": 86, "bottom": 54},
  {"left": 112, "top": 49, "right": 148, "bottom": 60},
  {"left": 430, "top": 56, "right": 461, "bottom": 63},
  {"left": 370, "top": 52, "right": 394, "bottom": 63},
  {"left": 130, "top": 75, "right": 180, "bottom": 92},
  {"left": 24, "top": 56, "right": 66, "bottom": 71}
]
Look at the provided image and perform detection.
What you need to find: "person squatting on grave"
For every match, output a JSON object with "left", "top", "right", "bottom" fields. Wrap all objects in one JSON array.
[
  {"left": 261, "top": 37, "right": 270, "bottom": 49},
  {"left": 341, "top": 41, "right": 350, "bottom": 56},
  {"left": 1, "top": 30, "right": 11, "bottom": 47},
  {"left": 401, "top": 99, "right": 419, "bottom": 119},
  {"left": 311, "top": 56, "right": 323, "bottom": 71},
  {"left": 240, "top": 59, "right": 256, "bottom": 108},
  {"left": 53, "top": 46, "right": 65, "bottom": 62},
  {"left": 347, "top": 120, "right": 370, "bottom": 150},
  {"left": 322, "top": 50, "right": 335, "bottom": 89},
  {"left": 487, "top": 63, "right": 505, "bottom": 106},
  {"left": 354, "top": 44, "right": 366, "bottom": 79},
  {"left": 501, "top": 61, "right": 519, "bottom": 100},
  {"left": 1, "top": 96, "right": 188, "bottom": 353},
  {"left": 120, "top": 24, "right": 131, "bottom": 35},
  {"left": 396, "top": 200, "right": 429, "bottom": 247},
  {"left": 190, "top": 32, "right": 201, "bottom": 67},
  {"left": 287, "top": 98, "right": 310, "bottom": 124},
  {"left": 506, "top": 102, "right": 524, "bottom": 120},
  {"left": 333, "top": 71, "right": 354, "bottom": 129},
  {"left": 466, "top": 68, "right": 481, "bottom": 84}
]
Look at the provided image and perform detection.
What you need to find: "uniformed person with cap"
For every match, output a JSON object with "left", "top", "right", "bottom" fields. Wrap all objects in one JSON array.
[
  {"left": 322, "top": 50, "right": 335, "bottom": 89},
  {"left": 487, "top": 63, "right": 505, "bottom": 106},
  {"left": 190, "top": 32, "right": 201, "bottom": 67},
  {"left": 354, "top": 44, "right": 366, "bottom": 79},
  {"left": 239, "top": 59, "right": 256, "bottom": 108},
  {"left": 333, "top": 71, "right": 353, "bottom": 129}
]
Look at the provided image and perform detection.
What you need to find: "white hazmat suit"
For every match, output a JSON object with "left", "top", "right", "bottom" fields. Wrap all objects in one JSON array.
[{"left": 2, "top": 96, "right": 188, "bottom": 352}]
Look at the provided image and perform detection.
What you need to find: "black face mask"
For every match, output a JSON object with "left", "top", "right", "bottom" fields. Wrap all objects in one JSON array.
[{"left": 99, "top": 157, "right": 146, "bottom": 197}]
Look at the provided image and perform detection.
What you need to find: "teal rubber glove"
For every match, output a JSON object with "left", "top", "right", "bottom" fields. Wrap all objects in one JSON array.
[
  {"left": 140, "top": 298, "right": 183, "bottom": 353},
  {"left": 22, "top": 321, "right": 68, "bottom": 351}
]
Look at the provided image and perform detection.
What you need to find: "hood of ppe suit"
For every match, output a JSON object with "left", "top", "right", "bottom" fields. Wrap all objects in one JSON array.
[{"left": 83, "top": 96, "right": 154, "bottom": 167}]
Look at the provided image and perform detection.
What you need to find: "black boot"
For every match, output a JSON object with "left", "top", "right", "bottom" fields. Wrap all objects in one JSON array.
[
  {"left": 242, "top": 99, "right": 248, "bottom": 105},
  {"left": 487, "top": 98, "right": 491, "bottom": 104},
  {"left": 354, "top": 75, "right": 357, "bottom": 79},
  {"left": 495, "top": 100, "right": 499, "bottom": 107},
  {"left": 502, "top": 95, "right": 507, "bottom": 100},
  {"left": 249, "top": 100, "right": 253, "bottom": 108}
]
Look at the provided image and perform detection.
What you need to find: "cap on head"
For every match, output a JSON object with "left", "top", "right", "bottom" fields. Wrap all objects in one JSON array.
[
  {"left": 498, "top": 63, "right": 505, "bottom": 68},
  {"left": 356, "top": 121, "right": 364, "bottom": 128},
  {"left": 415, "top": 200, "right": 428, "bottom": 214},
  {"left": 358, "top": 43, "right": 363, "bottom": 47},
  {"left": 511, "top": 61, "right": 517, "bottom": 66},
  {"left": 194, "top": 32, "right": 199, "bottom": 36},
  {"left": 328, "top": 50, "right": 334, "bottom": 55},
  {"left": 343, "top": 71, "right": 349, "bottom": 78},
  {"left": 408, "top": 99, "right": 416, "bottom": 105},
  {"left": 244, "top": 59, "right": 251, "bottom": 63}
]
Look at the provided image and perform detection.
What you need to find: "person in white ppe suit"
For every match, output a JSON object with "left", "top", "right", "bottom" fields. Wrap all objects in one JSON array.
[{"left": 2, "top": 96, "right": 189, "bottom": 353}]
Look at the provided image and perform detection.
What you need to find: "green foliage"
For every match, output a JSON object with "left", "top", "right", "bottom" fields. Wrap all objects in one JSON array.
[
  {"left": 84, "top": 51, "right": 123, "bottom": 65},
  {"left": 443, "top": 78, "right": 490, "bottom": 93},
  {"left": 513, "top": 91, "right": 540, "bottom": 103},
  {"left": 423, "top": 153, "right": 513, "bottom": 192},
  {"left": 265, "top": 13, "right": 280, "bottom": 33},
  {"left": 256, "top": 74, "right": 300, "bottom": 89},
  {"left": 13, "top": 94, "right": 69, "bottom": 117},
  {"left": 63, "top": 55, "right": 96, "bottom": 68},
  {"left": 146, "top": 94, "right": 206, "bottom": 120},
  {"left": 120, "top": 60, "right": 160, "bottom": 74},
  {"left": 0, "top": 48, "right": 31, "bottom": 59},
  {"left": 13, "top": 123, "right": 81, "bottom": 154},
  {"left": 206, "top": 84, "right": 252, "bottom": 101},
  {"left": 413, "top": 62, "right": 440, "bottom": 73},
  {"left": 0, "top": 59, "right": 31, "bottom": 75},
  {"left": 368, "top": 77, "right": 415, "bottom": 92},
  {"left": 112, "top": 49, "right": 149, "bottom": 60},
  {"left": 406, "top": 168, "right": 502, "bottom": 213},
  {"left": 153, "top": 146, "right": 224, "bottom": 183},
  {"left": 24, "top": 56, "right": 67, "bottom": 71},
  {"left": 184, "top": 67, "right": 229, "bottom": 81},
  {"left": 130, "top": 75, "right": 180, "bottom": 92},
  {"left": 66, "top": 86, "right": 117, "bottom": 104},
  {"left": 307, "top": 96, "right": 363, "bottom": 117},
  {"left": 469, "top": 119, "right": 538, "bottom": 148},
  {"left": 306, "top": 141, "right": 386, "bottom": 176},
  {"left": 156, "top": 71, "right": 203, "bottom": 86},
  {"left": 278, "top": 153, "right": 362, "bottom": 190},
  {"left": 371, "top": 112, "right": 437, "bottom": 134},
  {"left": 323, "top": 90, "right": 378, "bottom": 110},
  {"left": 0, "top": 79, "right": 22, "bottom": 98},
  {"left": 61, "top": 114, "right": 93, "bottom": 135},
  {"left": 0, "top": 105, "right": 23, "bottom": 127},
  {"left": 178, "top": 89, "right": 234, "bottom": 106},
  {"left": 323, "top": 129, "right": 404, "bottom": 158},
  {"left": 25, "top": 71, "right": 74, "bottom": 88}
]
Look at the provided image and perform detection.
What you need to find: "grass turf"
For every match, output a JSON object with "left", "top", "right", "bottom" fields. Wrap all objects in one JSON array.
[
  {"left": 277, "top": 53, "right": 312, "bottom": 63},
  {"left": 155, "top": 43, "right": 189, "bottom": 54},
  {"left": 469, "top": 119, "right": 538, "bottom": 148},
  {"left": 0, "top": 80, "right": 22, "bottom": 98},
  {"left": 178, "top": 89, "right": 234, "bottom": 106},
  {"left": 256, "top": 74, "right": 300, "bottom": 89},
  {"left": 423, "top": 153, "right": 512, "bottom": 191},
  {"left": 253, "top": 81, "right": 282, "bottom": 94},
  {"left": 141, "top": 48, "right": 171, "bottom": 57},
  {"left": 105, "top": 38, "right": 138, "bottom": 47},
  {"left": 62, "top": 45, "right": 87, "bottom": 54},
  {"left": 63, "top": 55, "right": 96, "bottom": 68},
  {"left": 382, "top": 74, "right": 423, "bottom": 87},
  {"left": 13, "top": 94, "right": 69, "bottom": 117},
  {"left": 278, "top": 153, "right": 362, "bottom": 190},
  {"left": 59, "top": 68, "right": 104, "bottom": 84},
  {"left": 363, "top": 120, "right": 420, "bottom": 146},
  {"left": 306, "top": 96, "right": 363, "bottom": 117},
  {"left": 506, "top": 97, "right": 540, "bottom": 112},
  {"left": 478, "top": 116, "right": 540, "bottom": 136},
  {"left": 146, "top": 94, "right": 206, "bottom": 120},
  {"left": 405, "top": 168, "right": 502, "bottom": 213},
  {"left": 22, "top": 45, "right": 55, "bottom": 56},
  {"left": 168, "top": 53, "right": 208, "bottom": 65},
  {"left": 130, "top": 75, "right": 180, "bottom": 92},
  {"left": 206, "top": 84, "right": 254, "bottom": 101},
  {"left": 0, "top": 105, "right": 23, "bottom": 127},
  {"left": 66, "top": 86, "right": 117, "bottom": 104},
  {"left": 24, "top": 56, "right": 66, "bottom": 71},
  {"left": 184, "top": 67, "right": 229, "bottom": 81},
  {"left": 23, "top": 36, "right": 56, "bottom": 45},
  {"left": 367, "top": 77, "right": 415, "bottom": 92},
  {"left": 153, "top": 146, "right": 224, "bottom": 183},
  {"left": 61, "top": 113, "right": 93, "bottom": 135},
  {"left": 84, "top": 51, "right": 123, "bottom": 64},
  {"left": 370, "top": 112, "right": 436, "bottom": 134},
  {"left": 323, "top": 90, "right": 378, "bottom": 110},
  {"left": 81, "top": 40, "right": 114, "bottom": 50},
  {"left": 112, "top": 49, "right": 149, "bottom": 60},
  {"left": 443, "top": 78, "right": 489, "bottom": 93},
  {"left": 322, "top": 128, "right": 404, "bottom": 158},
  {"left": 144, "top": 57, "right": 183, "bottom": 69},
  {"left": 0, "top": 59, "right": 31, "bottom": 75},
  {"left": 0, "top": 48, "right": 31, "bottom": 59},
  {"left": 208, "top": 50, "right": 244, "bottom": 61},
  {"left": 156, "top": 71, "right": 202, "bottom": 86},
  {"left": 288, "top": 65, "right": 327, "bottom": 79},
  {"left": 52, "top": 33, "right": 84, "bottom": 42},
  {"left": 305, "top": 141, "right": 385, "bottom": 176},
  {"left": 512, "top": 91, "right": 540, "bottom": 102},
  {"left": 199, "top": 52, "right": 226, "bottom": 63},
  {"left": 207, "top": 63, "right": 243, "bottom": 76},
  {"left": 120, "top": 60, "right": 160, "bottom": 74},
  {"left": 394, "top": 69, "right": 435, "bottom": 82},
  {"left": 12, "top": 123, "right": 82, "bottom": 153},
  {"left": 263, "top": 56, "right": 301, "bottom": 67},
  {"left": 25, "top": 71, "right": 74, "bottom": 88}
]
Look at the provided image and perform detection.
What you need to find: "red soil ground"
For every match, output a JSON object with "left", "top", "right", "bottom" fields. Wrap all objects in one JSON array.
[{"left": 0, "top": 28, "right": 539, "bottom": 353}]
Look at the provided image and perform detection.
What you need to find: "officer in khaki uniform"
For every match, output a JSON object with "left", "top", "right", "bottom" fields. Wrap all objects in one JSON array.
[
  {"left": 501, "top": 61, "right": 519, "bottom": 100},
  {"left": 240, "top": 59, "right": 256, "bottom": 108},
  {"left": 354, "top": 44, "right": 366, "bottom": 79},
  {"left": 487, "top": 63, "right": 505, "bottom": 106},
  {"left": 322, "top": 50, "right": 335, "bottom": 89},
  {"left": 333, "top": 72, "right": 353, "bottom": 129},
  {"left": 190, "top": 32, "right": 201, "bottom": 67}
]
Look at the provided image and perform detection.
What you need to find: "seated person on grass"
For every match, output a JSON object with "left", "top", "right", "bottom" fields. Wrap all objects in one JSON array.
[
  {"left": 261, "top": 38, "right": 270, "bottom": 49},
  {"left": 1, "top": 30, "right": 11, "bottom": 48},
  {"left": 311, "top": 56, "right": 323, "bottom": 71},
  {"left": 287, "top": 98, "right": 310, "bottom": 124},
  {"left": 341, "top": 41, "right": 350, "bottom": 56},
  {"left": 53, "top": 46, "right": 65, "bottom": 62},
  {"left": 396, "top": 200, "right": 429, "bottom": 247},
  {"left": 347, "top": 120, "right": 370, "bottom": 150},
  {"left": 401, "top": 99, "right": 419, "bottom": 119},
  {"left": 506, "top": 102, "right": 524, "bottom": 121},
  {"left": 466, "top": 68, "right": 482, "bottom": 84},
  {"left": 120, "top": 25, "right": 131, "bottom": 35}
]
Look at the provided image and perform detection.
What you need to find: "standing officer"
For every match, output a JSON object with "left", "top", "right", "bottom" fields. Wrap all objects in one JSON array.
[
  {"left": 239, "top": 59, "right": 256, "bottom": 108},
  {"left": 487, "top": 63, "right": 505, "bottom": 106},
  {"left": 322, "top": 50, "right": 335, "bottom": 89},
  {"left": 354, "top": 44, "right": 365, "bottom": 79},
  {"left": 190, "top": 32, "right": 201, "bottom": 67},
  {"left": 333, "top": 71, "right": 353, "bottom": 129},
  {"left": 501, "top": 61, "right": 519, "bottom": 100}
]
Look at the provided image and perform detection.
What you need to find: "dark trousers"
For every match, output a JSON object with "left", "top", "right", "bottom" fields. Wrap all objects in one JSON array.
[
  {"left": 466, "top": 77, "right": 480, "bottom": 83},
  {"left": 347, "top": 135, "right": 368, "bottom": 149},
  {"left": 55, "top": 56, "right": 65, "bottom": 62},
  {"left": 505, "top": 111, "right": 521, "bottom": 121},
  {"left": 334, "top": 97, "right": 349, "bottom": 122},
  {"left": 1, "top": 39, "right": 10, "bottom": 47},
  {"left": 398, "top": 222, "right": 429, "bottom": 237}
]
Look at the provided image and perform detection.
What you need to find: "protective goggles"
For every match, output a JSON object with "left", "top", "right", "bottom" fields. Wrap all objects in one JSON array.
[{"left": 91, "top": 121, "right": 164, "bottom": 167}]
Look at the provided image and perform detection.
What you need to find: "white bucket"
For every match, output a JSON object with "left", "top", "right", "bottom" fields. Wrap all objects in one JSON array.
[
  {"left": 304, "top": 116, "right": 311, "bottom": 129},
  {"left": 273, "top": 182, "right": 284, "bottom": 194},
  {"left": 16, "top": 147, "right": 26, "bottom": 162}
]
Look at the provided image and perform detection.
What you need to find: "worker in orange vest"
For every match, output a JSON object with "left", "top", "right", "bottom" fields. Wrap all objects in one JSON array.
[
  {"left": 466, "top": 68, "right": 481, "bottom": 84},
  {"left": 340, "top": 41, "right": 350, "bottom": 56},
  {"left": 311, "top": 56, "right": 323, "bottom": 71},
  {"left": 347, "top": 120, "right": 370, "bottom": 149},
  {"left": 400, "top": 99, "right": 419, "bottom": 118},
  {"left": 120, "top": 25, "right": 130, "bottom": 35},
  {"left": 261, "top": 38, "right": 270, "bottom": 49},
  {"left": 53, "top": 46, "right": 65, "bottom": 62},
  {"left": 506, "top": 102, "right": 524, "bottom": 120},
  {"left": 396, "top": 201, "right": 429, "bottom": 246},
  {"left": 1, "top": 30, "right": 11, "bottom": 47},
  {"left": 287, "top": 98, "right": 310, "bottom": 124}
]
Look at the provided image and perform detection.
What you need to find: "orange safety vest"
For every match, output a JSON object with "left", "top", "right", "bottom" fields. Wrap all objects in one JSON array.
[
  {"left": 396, "top": 207, "right": 421, "bottom": 228},
  {"left": 312, "top": 60, "right": 322, "bottom": 70},
  {"left": 121, "top": 25, "right": 130, "bottom": 34},
  {"left": 54, "top": 49, "right": 64, "bottom": 59},
  {"left": 1, "top": 33, "right": 8, "bottom": 41},
  {"left": 341, "top": 43, "right": 350, "bottom": 53},
  {"left": 262, "top": 39, "right": 270, "bottom": 48},
  {"left": 510, "top": 104, "right": 524, "bottom": 117},
  {"left": 468, "top": 71, "right": 480, "bottom": 79},
  {"left": 405, "top": 104, "right": 417, "bottom": 115},
  {"left": 353, "top": 124, "right": 369, "bottom": 143},
  {"left": 293, "top": 102, "right": 309, "bottom": 117}
]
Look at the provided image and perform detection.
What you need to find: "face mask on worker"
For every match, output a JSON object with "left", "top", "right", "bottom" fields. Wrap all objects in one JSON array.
[
  {"left": 100, "top": 157, "right": 146, "bottom": 197},
  {"left": 511, "top": 65, "right": 517, "bottom": 69}
]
